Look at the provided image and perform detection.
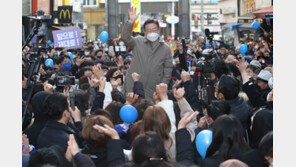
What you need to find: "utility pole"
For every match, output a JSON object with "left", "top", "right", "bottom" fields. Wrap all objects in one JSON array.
[
  {"left": 108, "top": 0, "right": 119, "bottom": 39},
  {"left": 171, "top": 1, "right": 175, "bottom": 40},
  {"left": 200, "top": 0, "right": 205, "bottom": 35},
  {"left": 178, "top": 0, "right": 190, "bottom": 38}
]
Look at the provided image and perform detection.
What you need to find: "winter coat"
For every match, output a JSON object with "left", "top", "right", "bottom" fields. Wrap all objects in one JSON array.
[
  {"left": 225, "top": 97, "right": 253, "bottom": 130},
  {"left": 121, "top": 21, "right": 173, "bottom": 101},
  {"left": 23, "top": 91, "right": 51, "bottom": 146},
  {"left": 37, "top": 120, "right": 78, "bottom": 153}
]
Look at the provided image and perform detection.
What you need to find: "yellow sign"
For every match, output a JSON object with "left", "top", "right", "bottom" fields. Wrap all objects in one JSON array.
[
  {"left": 131, "top": 0, "right": 141, "bottom": 32},
  {"left": 59, "top": 9, "right": 71, "bottom": 19}
]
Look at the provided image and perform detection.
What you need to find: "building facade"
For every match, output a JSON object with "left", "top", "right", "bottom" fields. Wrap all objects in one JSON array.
[{"left": 190, "top": 0, "right": 221, "bottom": 39}]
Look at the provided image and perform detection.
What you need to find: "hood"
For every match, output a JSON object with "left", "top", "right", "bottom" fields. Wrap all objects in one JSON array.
[{"left": 31, "top": 91, "right": 51, "bottom": 120}]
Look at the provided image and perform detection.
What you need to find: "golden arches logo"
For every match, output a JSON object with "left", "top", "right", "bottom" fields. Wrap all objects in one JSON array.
[{"left": 59, "top": 9, "right": 71, "bottom": 19}]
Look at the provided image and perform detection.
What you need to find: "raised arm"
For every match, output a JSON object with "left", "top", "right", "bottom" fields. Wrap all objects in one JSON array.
[{"left": 121, "top": 7, "right": 139, "bottom": 49}]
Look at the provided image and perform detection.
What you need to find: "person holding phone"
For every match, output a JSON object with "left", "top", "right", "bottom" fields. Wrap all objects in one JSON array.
[{"left": 121, "top": 7, "right": 173, "bottom": 101}]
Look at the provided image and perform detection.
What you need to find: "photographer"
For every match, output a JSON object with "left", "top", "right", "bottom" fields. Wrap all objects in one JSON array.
[{"left": 173, "top": 39, "right": 188, "bottom": 71}]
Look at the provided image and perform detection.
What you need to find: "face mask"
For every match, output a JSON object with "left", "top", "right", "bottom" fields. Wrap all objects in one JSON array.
[
  {"left": 63, "top": 62, "right": 72, "bottom": 70},
  {"left": 43, "top": 55, "right": 48, "bottom": 59},
  {"left": 85, "top": 52, "right": 90, "bottom": 55},
  {"left": 215, "top": 92, "right": 219, "bottom": 99},
  {"left": 266, "top": 91, "right": 273, "bottom": 102},
  {"left": 147, "top": 33, "right": 159, "bottom": 42},
  {"left": 104, "top": 48, "right": 108, "bottom": 52},
  {"left": 190, "top": 71, "right": 194, "bottom": 75},
  {"left": 119, "top": 41, "right": 124, "bottom": 46},
  {"left": 172, "top": 59, "right": 175, "bottom": 65}
]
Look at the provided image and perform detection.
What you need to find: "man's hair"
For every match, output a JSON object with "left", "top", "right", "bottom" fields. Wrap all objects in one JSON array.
[
  {"left": 80, "top": 60, "right": 95, "bottom": 68},
  {"left": 246, "top": 64, "right": 261, "bottom": 75},
  {"left": 218, "top": 75, "right": 240, "bottom": 100},
  {"left": 143, "top": 19, "right": 159, "bottom": 30},
  {"left": 259, "top": 131, "right": 273, "bottom": 157},
  {"left": 43, "top": 93, "right": 68, "bottom": 120},
  {"left": 28, "top": 145, "right": 67, "bottom": 167}
]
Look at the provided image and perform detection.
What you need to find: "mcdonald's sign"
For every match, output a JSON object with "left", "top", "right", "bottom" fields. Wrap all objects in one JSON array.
[{"left": 58, "top": 6, "right": 72, "bottom": 24}]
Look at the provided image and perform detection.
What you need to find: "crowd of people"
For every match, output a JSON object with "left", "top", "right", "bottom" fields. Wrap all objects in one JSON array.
[{"left": 22, "top": 7, "right": 273, "bottom": 167}]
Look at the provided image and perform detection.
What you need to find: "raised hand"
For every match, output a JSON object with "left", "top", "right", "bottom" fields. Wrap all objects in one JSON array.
[
  {"left": 198, "top": 116, "right": 208, "bottom": 129},
  {"left": 98, "top": 77, "right": 106, "bottom": 92},
  {"left": 156, "top": 83, "right": 168, "bottom": 101},
  {"left": 237, "top": 59, "right": 248, "bottom": 72},
  {"left": 92, "top": 65, "right": 104, "bottom": 80},
  {"left": 173, "top": 87, "right": 185, "bottom": 101},
  {"left": 75, "top": 56, "right": 85, "bottom": 66},
  {"left": 178, "top": 111, "right": 199, "bottom": 130},
  {"left": 93, "top": 124, "right": 119, "bottom": 140},
  {"left": 172, "top": 80, "right": 182, "bottom": 90},
  {"left": 128, "top": 6, "right": 140, "bottom": 23},
  {"left": 65, "top": 134, "right": 80, "bottom": 162},
  {"left": 69, "top": 106, "right": 81, "bottom": 122},
  {"left": 116, "top": 56, "right": 124, "bottom": 67},
  {"left": 132, "top": 72, "right": 141, "bottom": 82},
  {"left": 181, "top": 71, "right": 191, "bottom": 83},
  {"left": 126, "top": 92, "right": 139, "bottom": 105}
]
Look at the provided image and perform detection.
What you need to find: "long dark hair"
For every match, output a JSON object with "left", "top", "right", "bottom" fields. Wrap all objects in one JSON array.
[
  {"left": 124, "top": 133, "right": 175, "bottom": 167},
  {"left": 206, "top": 114, "right": 250, "bottom": 161}
]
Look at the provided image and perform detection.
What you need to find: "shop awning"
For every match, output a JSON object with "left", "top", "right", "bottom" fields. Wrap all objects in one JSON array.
[
  {"left": 253, "top": 6, "right": 273, "bottom": 19},
  {"left": 230, "top": 23, "right": 243, "bottom": 30}
]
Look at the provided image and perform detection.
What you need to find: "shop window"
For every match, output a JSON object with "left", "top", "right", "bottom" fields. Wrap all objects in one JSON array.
[{"left": 83, "top": 0, "right": 97, "bottom": 6}]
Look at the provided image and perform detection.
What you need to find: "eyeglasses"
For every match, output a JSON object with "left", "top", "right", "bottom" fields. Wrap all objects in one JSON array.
[{"left": 145, "top": 29, "right": 158, "bottom": 33}]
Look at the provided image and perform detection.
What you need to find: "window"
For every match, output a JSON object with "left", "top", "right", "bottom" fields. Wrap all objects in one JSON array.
[{"left": 83, "top": 0, "right": 97, "bottom": 6}]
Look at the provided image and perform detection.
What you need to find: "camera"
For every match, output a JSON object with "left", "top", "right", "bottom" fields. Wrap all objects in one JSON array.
[
  {"left": 195, "top": 60, "right": 215, "bottom": 75},
  {"left": 56, "top": 75, "right": 75, "bottom": 86}
]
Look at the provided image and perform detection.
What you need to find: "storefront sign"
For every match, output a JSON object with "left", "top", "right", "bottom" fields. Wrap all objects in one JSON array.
[
  {"left": 58, "top": 6, "right": 73, "bottom": 24},
  {"left": 131, "top": 0, "right": 141, "bottom": 32}
]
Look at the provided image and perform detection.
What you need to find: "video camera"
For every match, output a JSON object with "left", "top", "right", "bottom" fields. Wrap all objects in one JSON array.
[{"left": 56, "top": 75, "right": 75, "bottom": 86}]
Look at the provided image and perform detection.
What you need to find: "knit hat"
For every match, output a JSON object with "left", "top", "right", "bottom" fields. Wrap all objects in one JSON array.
[
  {"left": 255, "top": 70, "right": 272, "bottom": 82},
  {"left": 250, "top": 60, "right": 262, "bottom": 69}
]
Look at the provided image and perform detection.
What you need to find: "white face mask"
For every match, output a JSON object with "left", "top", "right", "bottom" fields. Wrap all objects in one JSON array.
[
  {"left": 85, "top": 52, "right": 90, "bottom": 55},
  {"left": 190, "top": 71, "right": 194, "bottom": 75},
  {"left": 119, "top": 41, "right": 124, "bottom": 46},
  {"left": 147, "top": 33, "right": 159, "bottom": 42},
  {"left": 215, "top": 92, "right": 219, "bottom": 99}
]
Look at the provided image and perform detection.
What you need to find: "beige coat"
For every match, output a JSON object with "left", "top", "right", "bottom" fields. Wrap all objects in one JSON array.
[{"left": 121, "top": 21, "right": 173, "bottom": 101}]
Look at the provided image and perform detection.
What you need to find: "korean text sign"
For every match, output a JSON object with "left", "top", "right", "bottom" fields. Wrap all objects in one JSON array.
[{"left": 52, "top": 27, "right": 82, "bottom": 49}]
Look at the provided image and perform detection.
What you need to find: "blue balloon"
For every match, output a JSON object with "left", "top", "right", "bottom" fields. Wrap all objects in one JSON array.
[
  {"left": 195, "top": 130, "right": 212, "bottom": 159},
  {"left": 252, "top": 21, "right": 260, "bottom": 30},
  {"left": 239, "top": 44, "right": 248, "bottom": 55},
  {"left": 99, "top": 31, "right": 109, "bottom": 43},
  {"left": 45, "top": 59, "right": 54, "bottom": 67},
  {"left": 120, "top": 105, "right": 138, "bottom": 124},
  {"left": 67, "top": 52, "right": 73, "bottom": 60}
]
